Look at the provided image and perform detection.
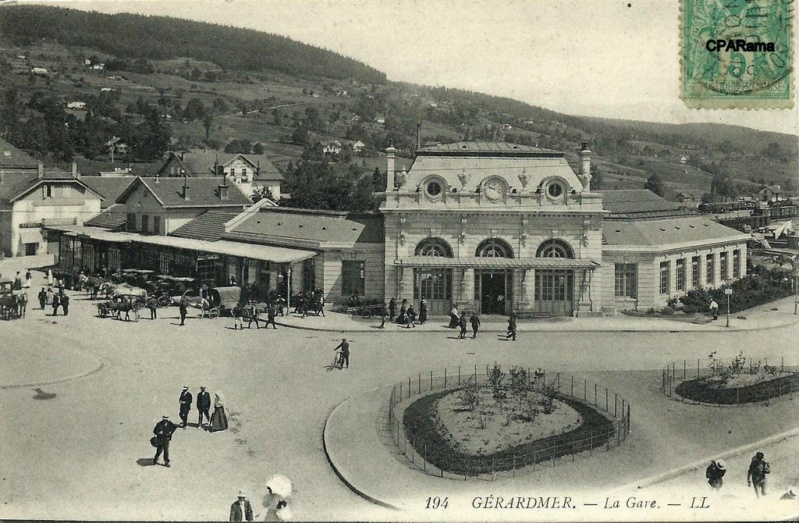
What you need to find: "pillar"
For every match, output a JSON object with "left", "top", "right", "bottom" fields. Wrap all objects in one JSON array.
[
  {"left": 460, "top": 267, "right": 475, "bottom": 310},
  {"left": 399, "top": 266, "right": 414, "bottom": 303}
]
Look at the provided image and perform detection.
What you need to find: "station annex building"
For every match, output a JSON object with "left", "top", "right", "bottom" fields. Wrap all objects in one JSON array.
[{"left": 46, "top": 141, "right": 748, "bottom": 315}]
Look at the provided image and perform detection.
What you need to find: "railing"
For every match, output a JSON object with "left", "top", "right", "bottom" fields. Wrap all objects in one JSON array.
[
  {"left": 662, "top": 357, "right": 799, "bottom": 404},
  {"left": 387, "top": 365, "right": 631, "bottom": 481}
]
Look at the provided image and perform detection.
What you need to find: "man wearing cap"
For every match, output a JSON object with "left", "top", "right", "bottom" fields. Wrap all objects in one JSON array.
[
  {"left": 229, "top": 490, "right": 254, "bottom": 522},
  {"left": 152, "top": 415, "right": 177, "bottom": 467},
  {"left": 178, "top": 386, "right": 192, "bottom": 428},
  {"left": 747, "top": 451, "right": 770, "bottom": 497},
  {"left": 705, "top": 459, "right": 726, "bottom": 490},
  {"left": 197, "top": 386, "right": 211, "bottom": 428}
]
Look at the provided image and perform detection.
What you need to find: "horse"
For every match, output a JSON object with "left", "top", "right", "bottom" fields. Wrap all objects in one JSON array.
[{"left": 110, "top": 296, "right": 142, "bottom": 322}]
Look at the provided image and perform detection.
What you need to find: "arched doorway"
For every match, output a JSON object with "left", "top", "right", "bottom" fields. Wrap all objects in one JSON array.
[
  {"left": 413, "top": 238, "right": 453, "bottom": 315},
  {"left": 474, "top": 238, "right": 514, "bottom": 315},
  {"left": 535, "top": 239, "right": 574, "bottom": 316}
]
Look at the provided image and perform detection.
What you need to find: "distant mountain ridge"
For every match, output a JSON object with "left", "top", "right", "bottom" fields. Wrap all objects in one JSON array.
[{"left": 0, "top": 5, "right": 386, "bottom": 84}]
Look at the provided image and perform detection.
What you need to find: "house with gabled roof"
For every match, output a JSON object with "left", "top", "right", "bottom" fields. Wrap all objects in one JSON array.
[
  {"left": 157, "top": 150, "right": 284, "bottom": 200},
  {"left": 0, "top": 162, "right": 101, "bottom": 257},
  {"left": 114, "top": 176, "right": 252, "bottom": 236}
]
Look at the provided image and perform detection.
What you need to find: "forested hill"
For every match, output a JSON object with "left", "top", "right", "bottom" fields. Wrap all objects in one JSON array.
[{"left": 0, "top": 5, "right": 386, "bottom": 84}]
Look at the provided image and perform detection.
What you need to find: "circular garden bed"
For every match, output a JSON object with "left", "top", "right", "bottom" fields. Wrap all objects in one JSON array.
[
  {"left": 402, "top": 387, "right": 616, "bottom": 476},
  {"left": 675, "top": 371, "right": 799, "bottom": 404}
]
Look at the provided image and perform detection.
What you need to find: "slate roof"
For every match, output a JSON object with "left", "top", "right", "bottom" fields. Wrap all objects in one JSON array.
[
  {"left": 84, "top": 204, "right": 126, "bottom": 230},
  {"left": 1, "top": 169, "right": 100, "bottom": 208},
  {"left": 117, "top": 177, "right": 252, "bottom": 208},
  {"left": 80, "top": 176, "right": 136, "bottom": 208},
  {"left": 170, "top": 210, "right": 239, "bottom": 241},
  {"left": 0, "top": 138, "right": 39, "bottom": 169},
  {"left": 603, "top": 216, "right": 749, "bottom": 249},
  {"left": 224, "top": 208, "right": 384, "bottom": 247},
  {"left": 417, "top": 141, "right": 561, "bottom": 156},
  {"left": 597, "top": 190, "right": 683, "bottom": 215},
  {"left": 160, "top": 151, "right": 284, "bottom": 181}
]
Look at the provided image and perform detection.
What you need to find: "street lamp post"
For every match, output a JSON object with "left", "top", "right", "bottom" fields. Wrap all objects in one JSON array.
[{"left": 724, "top": 287, "right": 733, "bottom": 327}]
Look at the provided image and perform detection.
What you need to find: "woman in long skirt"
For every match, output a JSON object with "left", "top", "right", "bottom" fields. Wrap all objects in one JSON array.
[{"left": 209, "top": 392, "right": 228, "bottom": 432}]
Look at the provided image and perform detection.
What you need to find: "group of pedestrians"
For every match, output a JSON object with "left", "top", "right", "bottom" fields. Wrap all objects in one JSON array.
[
  {"left": 229, "top": 479, "right": 293, "bottom": 521},
  {"left": 151, "top": 385, "right": 228, "bottom": 468},
  {"left": 705, "top": 451, "right": 795, "bottom": 499}
]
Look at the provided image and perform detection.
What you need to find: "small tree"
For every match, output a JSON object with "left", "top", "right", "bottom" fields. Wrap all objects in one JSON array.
[
  {"left": 459, "top": 377, "right": 480, "bottom": 411},
  {"left": 644, "top": 173, "right": 664, "bottom": 196},
  {"left": 487, "top": 364, "right": 506, "bottom": 401}
]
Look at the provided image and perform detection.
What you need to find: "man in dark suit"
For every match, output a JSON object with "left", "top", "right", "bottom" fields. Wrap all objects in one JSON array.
[
  {"left": 197, "top": 386, "right": 211, "bottom": 428},
  {"left": 178, "top": 386, "right": 192, "bottom": 428},
  {"left": 229, "top": 490, "right": 254, "bottom": 522},
  {"left": 153, "top": 415, "right": 177, "bottom": 467}
]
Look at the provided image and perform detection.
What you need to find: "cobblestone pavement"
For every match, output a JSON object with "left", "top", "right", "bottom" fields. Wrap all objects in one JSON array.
[{"left": 0, "top": 256, "right": 796, "bottom": 521}]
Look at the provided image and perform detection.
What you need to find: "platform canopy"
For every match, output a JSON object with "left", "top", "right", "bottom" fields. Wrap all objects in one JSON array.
[
  {"left": 49, "top": 225, "right": 316, "bottom": 264},
  {"left": 396, "top": 257, "right": 600, "bottom": 270}
]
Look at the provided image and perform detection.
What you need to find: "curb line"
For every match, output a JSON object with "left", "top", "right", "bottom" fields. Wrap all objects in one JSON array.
[
  {"left": 615, "top": 428, "right": 799, "bottom": 493},
  {"left": 322, "top": 392, "right": 400, "bottom": 511},
  {"left": 0, "top": 359, "right": 106, "bottom": 390}
]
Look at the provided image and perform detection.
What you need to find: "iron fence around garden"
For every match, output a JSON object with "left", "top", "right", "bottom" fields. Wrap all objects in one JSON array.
[
  {"left": 662, "top": 356, "right": 799, "bottom": 405},
  {"left": 387, "top": 365, "right": 631, "bottom": 481}
]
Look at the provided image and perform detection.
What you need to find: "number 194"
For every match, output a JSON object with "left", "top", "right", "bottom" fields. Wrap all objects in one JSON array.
[{"left": 425, "top": 497, "right": 449, "bottom": 509}]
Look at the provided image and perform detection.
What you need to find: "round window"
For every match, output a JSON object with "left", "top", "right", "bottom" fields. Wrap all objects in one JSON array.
[
  {"left": 547, "top": 182, "right": 563, "bottom": 198},
  {"left": 426, "top": 181, "right": 442, "bottom": 197}
]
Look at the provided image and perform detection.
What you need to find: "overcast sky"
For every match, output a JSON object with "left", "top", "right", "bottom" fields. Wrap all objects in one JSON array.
[{"left": 25, "top": 0, "right": 799, "bottom": 135}]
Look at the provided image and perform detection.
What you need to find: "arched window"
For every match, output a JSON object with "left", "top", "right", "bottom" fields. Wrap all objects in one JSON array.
[
  {"left": 475, "top": 238, "right": 514, "bottom": 258},
  {"left": 536, "top": 239, "right": 574, "bottom": 259},
  {"left": 415, "top": 237, "right": 453, "bottom": 257}
]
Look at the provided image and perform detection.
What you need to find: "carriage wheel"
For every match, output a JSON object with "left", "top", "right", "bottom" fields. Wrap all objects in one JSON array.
[
  {"left": 361, "top": 309, "right": 372, "bottom": 319},
  {"left": 209, "top": 308, "right": 220, "bottom": 319},
  {"left": 157, "top": 295, "right": 172, "bottom": 307}
]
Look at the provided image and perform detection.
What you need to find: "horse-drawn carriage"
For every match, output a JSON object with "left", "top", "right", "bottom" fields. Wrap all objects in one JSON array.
[
  {"left": 97, "top": 293, "right": 144, "bottom": 321},
  {"left": 183, "top": 286, "right": 241, "bottom": 319},
  {"left": 148, "top": 275, "right": 197, "bottom": 308},
  {"left": 0, "top": 278, "right": 25, "bottom": 320}
]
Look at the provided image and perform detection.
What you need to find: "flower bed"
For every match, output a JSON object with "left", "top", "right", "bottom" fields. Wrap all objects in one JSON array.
[
  {"left": 402, "top": 387, "right": 615, "bottom": 475},
  {"left": 674, "top": 372, "right": 799, "bottom": 404}
]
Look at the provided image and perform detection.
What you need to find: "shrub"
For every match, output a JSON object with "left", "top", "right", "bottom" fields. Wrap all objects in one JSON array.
[
  {"left": 458, "top": 377, "right": 480, "bottom": 411},
  {"left": 678, "top": 268, "right": 793, "bottom": 314}
]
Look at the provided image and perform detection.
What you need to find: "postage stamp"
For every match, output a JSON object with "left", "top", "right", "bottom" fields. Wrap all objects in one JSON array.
[{"left": 682, "top": 0, "right": 794, "bottom": 109}]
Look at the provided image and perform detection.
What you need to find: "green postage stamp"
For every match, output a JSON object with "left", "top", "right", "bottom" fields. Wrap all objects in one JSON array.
[{"left": 682, "top": 0, "right": 794, "bottom": 108}]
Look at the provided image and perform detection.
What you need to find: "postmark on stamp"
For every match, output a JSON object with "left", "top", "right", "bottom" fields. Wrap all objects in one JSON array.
[{"left": 682, "top": 0, "right": 794, "bottom": 109}]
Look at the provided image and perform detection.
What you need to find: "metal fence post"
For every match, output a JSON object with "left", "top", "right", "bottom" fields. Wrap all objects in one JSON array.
[
  {"left": 418, "top": 373, "right": 421, "bottom": 395},
  {"left": 444, "top": 368, "right": 447, "bottom": 388},
  {"left": 584, "top": 379, "right": 587, "bottom": 401},
  {"left": 594, "top": 383, "right": 597, "bottom": 406},
  {"left": 408, "top": 377, "right": 411, "bottom": 399},
  {"left": 697, "top": 359, "right": 700, "bottom": 379},
  {"left": 605, "top": 388, "right": 609, "bottom": 411},
  {"left": 614, "top": 394, "right": 618, "bottom": 417},
  {"left": 571, "top": 375, "right": 574, "bottom": 397},
  {"left": 683, "top": 360, "right": 686, "bottom": 379},
  {"left": 430, "top": 370, "right": 433, "bottom": 391},
  {"left": 400, "top": 382, "right": 402, "bottom": 400},
  {"left": 557, "top": 372, "right": 560, "bottom": 391},
  {"left": 458, "top": 366, "right": 461, "bottom": 385}
]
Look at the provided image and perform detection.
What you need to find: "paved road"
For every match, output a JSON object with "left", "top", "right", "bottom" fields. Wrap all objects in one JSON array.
[{"left": 0, "top": 260, "right": 796, "bottom": 521}]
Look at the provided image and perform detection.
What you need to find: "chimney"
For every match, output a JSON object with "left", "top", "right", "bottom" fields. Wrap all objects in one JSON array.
[
  {"left": 416, "top": 122, "right": 422, "bottom": 152},
  {"left": 385, "top": 142, "right": 397, "bottom": 192},
  {"left": 38, "top": 161, "right": 44, "bottom": 179},
  {"left": 219, "top": 184, "right": 229, "bottom": 201},
  {"left": 180, "top": 151, "right": 185, "bottom": 162},
  {"left": 72, "top": 162, "right": 78, "bottom": 179},
  {"left": 579, "top": 141, "right": 592, "bottom": 191},
  {"left": 182, "top": 176, "right": 190, "bottom": 201}
]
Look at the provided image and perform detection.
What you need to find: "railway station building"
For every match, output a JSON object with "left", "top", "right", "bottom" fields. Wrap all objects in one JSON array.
[{"left": 43, "top": 141, "right": 749, "bottom": 315}]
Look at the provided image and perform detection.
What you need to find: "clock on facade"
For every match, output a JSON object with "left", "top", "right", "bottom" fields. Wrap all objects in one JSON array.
[{"left": 483, "top": 179, "right": 504, "bottom": 201}]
